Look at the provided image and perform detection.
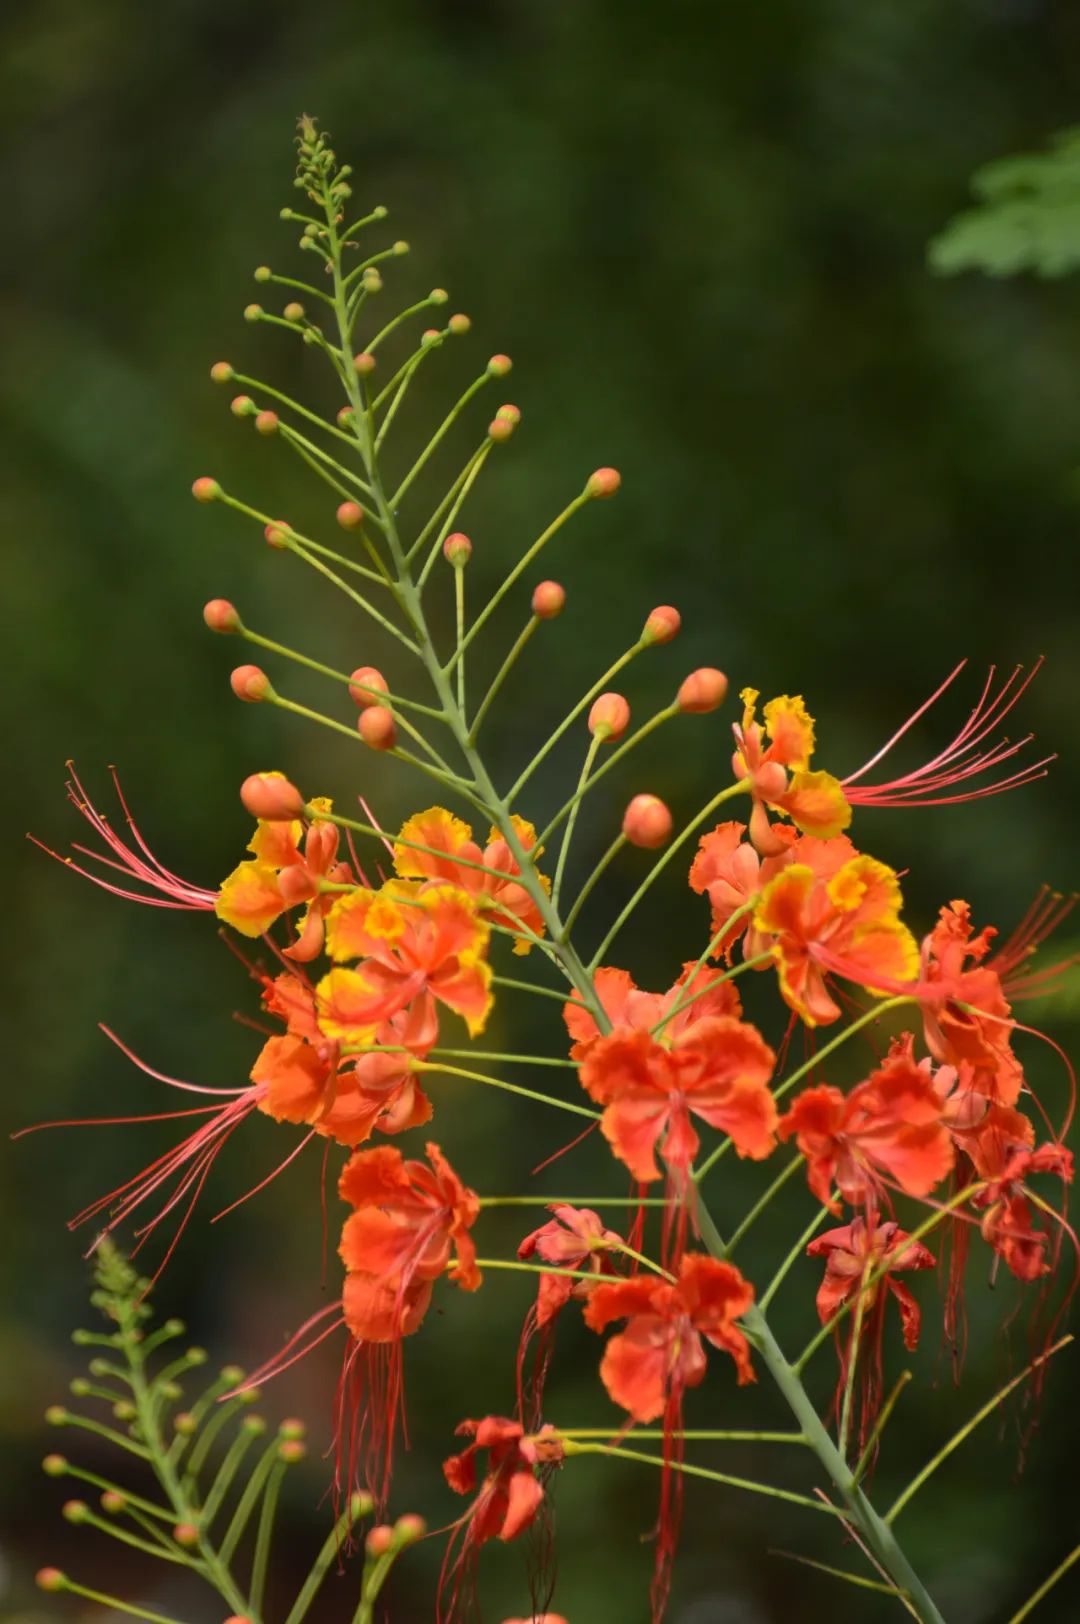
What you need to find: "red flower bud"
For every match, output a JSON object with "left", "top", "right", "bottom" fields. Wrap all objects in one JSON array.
[
  {"left": 348, "top": 666, "right": 390, "bottom": 708},
  {"left": 532, "top": 580, "right": 566, "bottom": 619},
  {"left": 243, "top": 304, "right": 263, "bottom": 323},
  {"left": 337, "top": 406, "right": 355, "bottom": 428},
  {"left": 210, "top": 361, "right": 234, "bottom": 383},
  {"left": 677, "top": 667, "right": 729, "bottom": 714},
  {"left": 173, "top": 1523, "right": 200, "bottom": 1548},
  {"left": 100, "top": 1491, "right": 126, "bottom": 1514},
  {"left": 358, "top": 706, "right": 396, "bottom": 750},
  {"left": 203, "top": 599, "right": 240, "bottom": 634},
  {"left": 230, "top": 665, "right": 271, "bottom": 703},
  {"left": 393, "top": 1513, "right": 426, "bottom": 1543},
  {"left": 495, "top": 403, "right": 521, "bottom": 425},
  {"left": 643, "top": 604, "right": 681, "bottom": 645},
  {"left": 586, "top": 466, "right": 621, "bottom": 498},
  {"left": 278, "top": 1440, "right": 306, "bottom": 1462},
  {"left": 278, "top": 864, "right": 317, "bottom": 906},
  {"left": 443, "top": 531, "right": 472, "bottom": 566},
  {"left": 487, "top": 353, "right": 513, "bottom": 377},
  {"left": 336, "top": 501, "right": 364, "bottom": 531},
  {"left": 589, "top": 692, "right": 631, "bottom": 742},
  {"left": 230, "top": 395, "right": 255, "bottom": 417},
  {"left": 253, "top": 266, "right": 271, "bottom": 283},
  {"left": 254, "top": 410, "right": 279, "bottom": 435},
  {"left": 264, "top": 520, "right": 289, "bottom": 549},
  {"left": 283, "top": 301, "right": 305, "bottom": 322},
  {"left": 421, "top": 328, "right": 441, "bottom": 347},
  {"left": 622, "top": 793, "right": 673, "bottom": 849},
  {"left": 449, "top": 312, "right": 471, "bottom": 334},
  {"left": 488, "top": 416, "right": 515, "bottom": 442},
  {"left": 366, "top": 1524, "right": 395, "bottom": 1558},
  {"left": 36, "top": 1571, "right": 66, "bottom": 1593},
  {"left": 353, "top": 352, "right": 377, "bottom": 376},
  {"left": 191, "top": 477, "right": 221, "bottom": 503},
  {"left": 240, "top": 773, "right": 305, "bottom": 822}
]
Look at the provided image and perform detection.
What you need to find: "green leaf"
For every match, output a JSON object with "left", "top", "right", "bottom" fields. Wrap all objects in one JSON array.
[{"left": 930, "top": 127, "right": 1080, "bottom": 278}]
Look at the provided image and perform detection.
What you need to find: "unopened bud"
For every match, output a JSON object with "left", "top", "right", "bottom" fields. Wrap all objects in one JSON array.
[
  {"left": 240, "top": 773, "right": 305, "bottom": 822},
  {"left": 278, "top": 1439, "right": 307, "bottom": 1463},
  {"left": 532, "top": 580, "right": 566, "bottom": 620},
  {"left": 586, "top": 466, "right": 621, "bottom": 499},
  {"left": 487, "top": 353, "right": 512, "bottom": 377},
  {"left": 363, "top": 269, "right": 383, "bottom": 293},
  {"left": 242, "top": 1414, "right": 267, "bottom": 1435},
  {"left": 254, "top": 410, "right": 279, "bottom": 436},
  {"left": 42, "top": 1454, "right": 67, "bottom": 1476},
  {"left": 393, "top": 1513, "right": 426, "bottom": 1544},
  {"left": 210, "top": 361, "right": 234, "bottom": 384},
  {"left": 113, "top": 1399, "right": 137, "bottom": 1420},
  {"left": 443, "top": 531, "right": 472, "bottom": 566},
  {"left": 336, "top": 501, "right": 364, "bottom": 531},
  {"left": 495, "top": 403, "right": 521, "bottom": 426},
  {"left": 643, "top": 605, "right": 681, "bottom": 645},
  {"left": 393, "top": 240, "right": 409, "bottom": 256},
  {"left": 224, "top": 1616, "right": 253, "bottom": 1624},
  {"left": 253, "top": 266, "right": 271, "bottom": 283},
  {"left": 351, "top": 1489, "right": 374, "bottom": 1518},
  {"left": 62, "top": 1500, "right": 89, "bottom": 1524},
  {"left": 623, "top": 794, "right": 673, "bottom": 849},
  {"left": 173, "top": 1522, "right": 200, "bottom": 1548},
  {"left": 488, "top": 417, "right": 515, "bottom": 443},
  {"left": 449, "top": 312, "right": 471, "bottom": 334},
  {"left": 174, "top": 1412, "right": 197, "bottom": 1436},
  {"left": 348, "top": 666, "right": 390, "bottom": 708},
  {"left": 220, "top": 1365, "right": 244, "bottom": 1384},
  {"left": 230, "top": 395, "right": 255, "bottom": 418},
  {"left": 264, "top": 520, "right": 289, "bottom": 549},
  {"left": 429, "top": 287, "right": 449, "bottom": 305},
  {"left": 70, "top": 1379, "right": 90, "bottom": 1396},
  {"left": 45, "top": 1406, "right": 68, "bottom": 1426},
  {"left": 283, "top": 301, "right": 305, "bottom": 322},
  {"left": 192, "top": 477, "right": 221, "bottom": 503},
  {"left": 677, "top": 667, "right": 728, "bottom": 715},
  {"left": 36, "top": 1570, "right": 66, "bottom": 1593},
  {"left": 278, "top": 1417, "right": 306, "bottom": 1440},
  {"left": 358, "top": 707, "right": 397, "bottom": 751},
  {"left": 337, "top": 406, "right": 355, "bottom": 428},
  {"left": 101, "top": 1491, "right": 126, "bottom": 1514},
  {"left": 243, "top": 304, "right": 263, "bottom": 322},
  {"left": 230, "top": 665, "right": 271, "bottom": 703},
  {"left": 421, "top": 328, "right": 441, "bottom": 348},
  {"left": 203, "top": 598, "right": 240, "bottom": 634},
  {"left": 366, "top": 1524, "right": 395, "bottom": 1558},
  {"left": 353, "top": 352, "right": 377, "bottom": 376},
  {"left": 589, "top": 693, "right": 631, "bottom": 743}
]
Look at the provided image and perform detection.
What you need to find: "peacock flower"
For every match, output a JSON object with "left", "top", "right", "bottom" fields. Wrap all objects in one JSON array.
[
  {"left": 917, "top": 901, "right": 1023, "bottom": 1105},
  {"left": 517, "top": 1205, "right": 623, "bottom": 1328},
  {"left": 731, "top": 689, "right": 851, "bottom": 855},
  {"left": 216, "top": 793, "right": 354, "bottom": 960},
  {"left": 393, "top": 806, "right": 550, "bottom": 952},
  {"left": 562, "top": 961, "right": 743, "bottom": 1064},
  {"left": 754, "top": 852, "right": 919, "bottom": 1026}
]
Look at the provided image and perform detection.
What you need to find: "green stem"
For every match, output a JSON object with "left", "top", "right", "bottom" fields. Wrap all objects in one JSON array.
[
  {"left": 419, "top": 1061, "right": 599, "bottom": 1121},
  {"left": 281, "top": 1494, "right": 369, "bottom": 1624},
  {"left": 1005, "top": 1543, "right": 1080, "bottom": 1624},
  {"left": 507, "top": 638, "right": 647, "bottom": 800},
  {"left": 538, "top": 705, "right": 678, "bottom": 848},
  {"left": 560, "top": 832, "right": 625, "bottom": 938},
  {"left": 249, "top": 1459, "right": 285, "bottom": 1616},
  {"left": 552, "top": 734, "right": 601, "bottom": 909},
  {"left": 562, "top": 1440, "right": 842, "bottom": 1515},
  {"left": 719, "top": 1154, "right": 805, "bottom": 1257}
]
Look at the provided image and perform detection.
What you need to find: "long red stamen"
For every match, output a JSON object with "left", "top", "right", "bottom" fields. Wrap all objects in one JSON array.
[
  {"left": 843, "top": 662, "right": 1054, "bottom": 807},
  {"left": 230, "top": 1304, "right": 346, "bottom": 1395},
  {"left": 992, "top": 887, "right": 1079, "bottom": 1001}
]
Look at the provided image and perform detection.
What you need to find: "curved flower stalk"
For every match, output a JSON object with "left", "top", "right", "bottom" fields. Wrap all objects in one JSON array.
[{"left": 24, "top": 116, "right": 1080, "bottom": 1624}]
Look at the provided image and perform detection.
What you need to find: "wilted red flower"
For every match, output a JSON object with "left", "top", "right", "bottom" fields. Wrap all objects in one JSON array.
[{"left": 808, "top": 1217, "right": 935, "bottom": 1353}]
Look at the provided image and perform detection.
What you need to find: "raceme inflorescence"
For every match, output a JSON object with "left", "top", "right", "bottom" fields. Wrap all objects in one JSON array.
[{"left": 24, "top": 117, "right": 1080, "bottom": 1624}]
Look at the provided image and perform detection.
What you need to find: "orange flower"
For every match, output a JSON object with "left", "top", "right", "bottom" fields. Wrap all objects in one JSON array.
[
  {"left": 579, "top": 1017, "right": 777, "bottom": 1182},
  {"left": 216, "top": 793, "right": 353, "bottom": 960},
  {"left": 394, "top": 806, "right": 549, "bottom": 953},
  {"left": 917, "top": 901, "right": 1022, "bottom": 1105},
  {"left": 779, "top": 1046, "right": 955, "bottom": 1211},
  {"left": 563, "top": 960, "right": 742, "bottom": 1063},
  {"left": 320, "top": 878, "right": 493, "bottom": 1042},
  {"left": 731, "top": 689, "right": 851, "bottom": 854},
  {"left": 971, "top": 1139, "right": 1073, "bottom": 1282},
  {"left": 808, "top": 1217, "right": 934, "bottom": 1352},
  {"left": 754, "top": 853, "right": 919, "bottom": 1026},
  {"left": 517, "top": 1204, "right": 623, "bottom": 1327}
]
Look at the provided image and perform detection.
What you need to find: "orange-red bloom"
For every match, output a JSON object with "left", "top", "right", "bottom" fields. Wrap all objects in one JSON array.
[
  {"left": 320, "top": 879, "right": 492, "bottom": 1044},
  {"left": 394, "top": 806, "right": 549, "bottom": 953},
  {"left": 731, "top": 689, "right": 851, "bottom": 854},
  {"left": 216, "top": 793, "right": 353, "bottom": 960},
  {"left": 808, "top": 1217, "right": 935, "bottom": 1352},
  {"left": 778, "top": 1047, "right": 955, "bottom": 1212},
  {"left": 918, "top": 901, "right": 1022, "bottom": 1105},
  {"left": 518, "top": 1204, "right": 623, "bottom": 1327},
  {"left": 754, "top": 852, "right": 919, "bottom": 1026},
  {"left": 579, "top": 1016, "right": 777, "bottom": 1182},
  {"left": 563, "top": 960, "right": 743, "bottom": 1063}
]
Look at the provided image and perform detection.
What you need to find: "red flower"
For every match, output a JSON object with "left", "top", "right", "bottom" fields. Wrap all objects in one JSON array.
[
  {"left": 731, "top": 689, "right": 851, "bottom": 854},
  {"left": 688, "top": 819, "right": 796, "bottom": 961},
  {"left": 585, "top": 1254, "right": 756, "bottom": 1418},
  {"left": 394, "top": 806, "right": 550, "bottom": 953},
  {"left": 563, "top": 960, "right": 743, "bottom": 1062},
  {"left": 518, "top": 1204, "right": 623, "bottom": 1327},
  {"left": 778, "top": 1046, "right": 955, "bottom": 1212},
  {"left": 440, "top": 1418, "right": 563, "bottom": 1623},
  {"left": 808, "top": 1217, "right": 935, "bottom": 1353},
  {"left": 217, "top": 794, "right": 353, "bottom": 960},
  {"left": 579, "top": 1017, "right": 777, "bottom": 1183},
  {"left": 975, "top": 1142, "right": 1074, "bottom": 1282},
  {"left": 918, "top": 901, "right": 1022, "bottom": 1105}
]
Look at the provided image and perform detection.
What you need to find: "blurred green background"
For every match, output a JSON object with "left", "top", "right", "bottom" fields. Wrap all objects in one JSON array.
[{"left": 4, "top": 2, "right": 1080, "bottom": 1620}]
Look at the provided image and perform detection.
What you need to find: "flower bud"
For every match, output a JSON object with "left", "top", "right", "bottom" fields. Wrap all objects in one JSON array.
[
  {"left": 348, "top": 666, "right": 390, "bottom": 708},
  {"left": 589, "top": 693, "right": 631, "bottom": 742},
  {"left": 192, "top": 477, "right": 221, "bottom": 503},
  {"left": 430, "top": 287, "right": 449, "bottom": 305},
  {"left": 622, "top": 794, "right": 673, "bottom": 849},
  {"left": 203, "top": 598, "right": 240, "bottom": 634},
  {"left": 337, "top": 406, "right": 355, "bottom": 428},
  {"left": 101, "top": 1491, "right": 126, "bottom": 1514},
  {"left": 443, "top": 531, "right": 472, "bottom": 566},
  {"left": 230, "top": 394, "right": 255, "bottom": 417},
  {"left": 278, "top": 865, "right": 317, "bottom": 907},
  {"left": 42, "top": 1454, "right": 67, "bottom": 1476},
  {"left": 240, "top": 773, "right": 305, "bottom": 822},
  {"left": 532, "top": 580, "right": 566, "bottom": 620},
  {"left": 586, "top": 466, "right": 621, "bottom": 499},
  {"left": 676, "top": 667, "right": 728, "bottom": 714},
  {"left": 279, "top": 1439, "right": 307, "bottom": 1463},
  {"left": 264, "top": 520, "right": 289, "bottom": 549},
  {"left": 283, "top": 301, "right": 305, "bottom": 322},
  {"left": 393, "top": 1513, "right": 426, "bottom": 1544},
  {"left": 358, "top": 707, "right": 397, "bottom": 750},
  {"left": 449, "top": 312, "right": 471, "bottom": 334},
  {"left": 488, "top": 416, "right": 515, "bottom": 442},
  {"left": 253, "top": 266, "right": 271, "bottom": 283},
  {"left": 210, "top": 361, "right": 234, "bottom": 383},
  {"left": 62, "top": 1501, "right": 89, "bottom": 1523},
  {"left": 230, "top": 665, "right": 271, "bottom": 703},
  {"left": 278, "top": 1417, "right": 306, "bottom": 1440},
  {"left": 495, "top": 403, "right": 521, "bottom": 426},
  {"left": 336, "top": 501, "right": 364, "bottom": 531},
  {"left": 45, "top": 1406, "right": 68, "bottom": 1426},
  {"left": 173, "top": 1522, "right": 200, "bottom": 1548},
  {"left": 421, "top": 328, "right": 442, "bottom": 348},
  {"left": 254, "top": 410, "right": 279, "bottom": 435},
  {"left": 243, "top": 304, "right": 263, "bottom": 322},
  {"left": 173, "top": 1412, "right": 197, "bottom": 1435},
  {"left": 113, "top": 1399, "right": 137, "bottom": 1420},
  {"left": 393, "top": 240, "right": 409, "bottom": 256},
  {"left": 643, "top": 605, "right": 681, "bottom": 645},
  {"left": 487, "top": 353, "right": 513, "bottom": 377},
  {"left": 363, "top": 269, "right": 383, "bottom": 293},
  {"left": 36, "top": 1570, "right": 67, "bottom": 1593},
  {"left": 224, "top": 1617, "right": 254, "bottom": 1624},
  {"left": 366, "top": 1524, "right": 395, "bottom": 1558},
  {"left": 353, "top": 352, "right": 377, "bottom": 376}
]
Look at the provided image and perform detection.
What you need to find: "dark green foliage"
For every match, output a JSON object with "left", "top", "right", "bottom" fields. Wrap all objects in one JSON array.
[{"left": 931, "top": 127, "right": 1080, "bottom": 278}]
